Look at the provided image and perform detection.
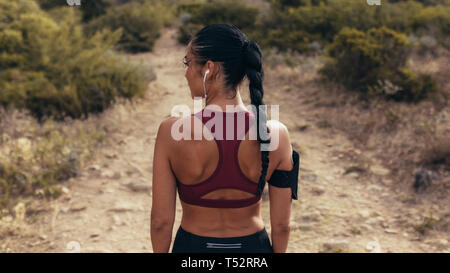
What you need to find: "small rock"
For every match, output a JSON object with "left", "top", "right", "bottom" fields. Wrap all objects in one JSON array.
[
  {"left": 302, "top": 173, "right": 318, "bottom": 182},
  {"left": 360, "top": 224, "right": 374, "bottom": 233},
  {"left": 70, "top": 203, "right": 87, "bottom": 212},
  {"left": 365, "top": 216, "right": 385, "bottom": 225},
  {"left": 90, "top": 233, "right": 100, "bottom": 238},
  {"left": 439, "top": 239, "right": 448, "bottom": 247},
  {"left": 112, "top": 172, "right": 121, "bottom": 179},
  {"left": 89, "top": 164, "right": 101, "bottom": 171},
  {"left": 322, "top": 241, "right": 349, "bottom": 253},
  {"left": 104, "top": 188, "right": 114, "bottom": 194},
  {"left": 105, "top": 151, "right": 117, "bottom": 159},
  {"left": 310, "top": 186, "right": 325, "bottom": 196},
  {"left": 384, "top": 229, "right": 398, "bottom": 234},
  {"left": 101, "top": 170, "right": 121, "bottom": 179},
  {"left": 358, "top": 209, "right": 371, "bottom": 219},
  {"left": 39, "top": 234, "right": 47, "bottom": 240},
  {"left": 382, "top": 179, "right": 393, "bottom": 186},
  {"left": 365, "top": 239, "right": 382, "bottom": 253},
  {"left": 370, "top": 165, "right": 390, "bottom": 176},
  {"left": 300, "top": 211, "right": 322, "bottom": 222},
  {"left": 297, "top": 223, "right": 314, "bottom": 231},
  {"left": 112, "top": 215, "right": 123, "bottom": 225},
  {"left": 109, "top": 201, "right": 142, "bottom": 212},
  {"left": 367, "top": 185, "right": 382, "bottom": 192},
  {"left": 61, "top": 187, "right": 70, "bottom": 194},
  {"left": 125, "top": 181, "right": 151, "bottom": 193}
]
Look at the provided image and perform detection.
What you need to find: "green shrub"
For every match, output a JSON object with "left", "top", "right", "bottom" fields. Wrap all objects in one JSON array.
[
  {"left": 86, "top": 1, "right": 175, "bottom": 52},
  {"left": 36, "top": 0, "right": 65, "bottom": 10},
  {"left": 387, "top": 0, "right": 450, "bottom": 6},
  {"left": 176, "top": 0, "right": 260, "bottom": 45},
  {"left": 175, "top": 1, "right": 205, "bottom": 17},
  {"left": 0, "top": 0, "right": 151, "bottom": 121},
  {"left": 80, "top": 0, "right": 111, "bottom": 22},
  {"left": 256, "top": 0, "right": 380, "bottom": 53},
  {"left": 320, "top": 27, "right": 438, "bottom": 102},
  {"left": 268, "top": 0, "right": 311, "bottom": 10},
  {"left": 389, "top": 68, "right": 439, "bottom": 102},
  {"left": 256, "top": 0, "right": 449, "bottom": 53},
  {"left": 412, "top": 5, "right": 450, "bottom": 35},
  {"left": 320, "top": 27, "right": 411, "bottom": 91}
]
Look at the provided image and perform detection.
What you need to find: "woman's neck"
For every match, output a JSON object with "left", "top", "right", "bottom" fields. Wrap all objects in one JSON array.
[{"left": 205, "top": 89, "right": 248, "bottom": 112}]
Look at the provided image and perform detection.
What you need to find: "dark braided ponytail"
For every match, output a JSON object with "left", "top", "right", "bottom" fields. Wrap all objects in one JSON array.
[
  {"left": 189, "top": 24, "right": 270, "bottom": 195},
  {"left": 242, "top": 40, "right": 270, "bottom": 196}
]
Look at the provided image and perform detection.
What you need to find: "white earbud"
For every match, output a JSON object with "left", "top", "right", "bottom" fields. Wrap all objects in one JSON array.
[{"left": 203, "top": 69, "right": 210, "bottom": 99}]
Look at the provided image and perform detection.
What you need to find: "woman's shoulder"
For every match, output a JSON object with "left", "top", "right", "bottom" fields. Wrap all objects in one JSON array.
[
  {"left": 156, "top": 114, "right": 204, "bottom": 143},
  {"left": 266, "top": 120, "right": 293, "bottom": 171}
]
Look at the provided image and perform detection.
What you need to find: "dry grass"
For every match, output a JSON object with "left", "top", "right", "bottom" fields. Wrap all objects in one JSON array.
[
  {"left": 274, "top": 46, "right": 450, "bottom": 195},
  {"left": 314, "top": 46, "right": 450, "bottom": 192},
  {"left": 0, "top": 107, "right": 107, "bottom": 215}
]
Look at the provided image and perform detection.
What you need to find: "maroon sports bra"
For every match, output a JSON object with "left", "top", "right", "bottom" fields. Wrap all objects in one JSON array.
[{"left": 175, "top": 108, "right": 261, "bottom": 208}]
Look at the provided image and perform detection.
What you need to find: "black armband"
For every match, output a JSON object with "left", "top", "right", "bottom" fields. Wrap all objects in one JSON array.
[{"left": 267, "top": 149, "right": 300, "bottom": 200}]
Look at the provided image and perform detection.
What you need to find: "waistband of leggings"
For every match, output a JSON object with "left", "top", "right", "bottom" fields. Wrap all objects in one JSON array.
[{"left": 178, "top": 225, "right": 267, "bottom": 241}]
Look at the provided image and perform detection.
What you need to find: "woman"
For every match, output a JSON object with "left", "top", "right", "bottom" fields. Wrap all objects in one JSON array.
[{"left": 151, "top": 24, "right": 299, "bottom": 253}]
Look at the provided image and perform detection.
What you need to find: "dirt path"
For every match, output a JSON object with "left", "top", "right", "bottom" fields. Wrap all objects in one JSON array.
[{"left": 6, "top": 26, "right": 448, "bottom": 253}]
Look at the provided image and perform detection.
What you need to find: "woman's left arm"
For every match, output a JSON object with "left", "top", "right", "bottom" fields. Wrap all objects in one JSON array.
[{"left": 151, "top": 118, "right": 178, "bottom": 253}]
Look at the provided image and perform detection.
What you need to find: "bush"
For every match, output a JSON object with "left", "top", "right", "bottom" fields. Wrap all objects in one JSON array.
[
  {"left": 320, "top": 27, "right": 438, "bottom": 102},
  {"left": 388, "top": 68, "right": 439, "bottom": 102},
  {"left": 0, "top": 0, "right": 151, "bottom": 121},
  {"left": 86, "top": 0, "right": 175, "bottom": 52},
  {"left": 412, "top": 5, "right": 450, "bottom": 35},
  {"left": 268, "top": 0, "right": 311, "bottom": 10},
  {"left": 387, "top": 0, "right": 450, "bottom": 6},
  {"left": 256, "top": 0, "right": 380, "bottom": 53},
  {"left": 176, "top": 0, "right": 260, "bottom": 45},
  {"left": 175, "top": 1, "right": 205, "bottom": 17},
  {"left": 255, "top": 0, "right": 449, "bottom": 53}
]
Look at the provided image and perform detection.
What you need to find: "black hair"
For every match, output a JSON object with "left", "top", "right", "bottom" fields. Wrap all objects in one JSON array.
[{"left": 189, "top": 24, "right": 270, "bottom": 195}]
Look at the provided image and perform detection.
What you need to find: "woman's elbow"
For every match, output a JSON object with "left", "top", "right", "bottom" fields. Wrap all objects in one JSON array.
[
  {"left": 271, "top": 222, "right": 291, "bottom": 233},
  {"left": 151, "top": 214, "right": 173, "bottom": 231}
]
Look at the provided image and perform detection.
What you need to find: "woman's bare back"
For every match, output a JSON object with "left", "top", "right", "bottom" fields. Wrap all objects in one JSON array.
[{"left": 167, "top": 114, "right": 290, "bottom": 237}]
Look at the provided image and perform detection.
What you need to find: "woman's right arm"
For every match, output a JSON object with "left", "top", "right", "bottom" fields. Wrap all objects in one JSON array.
[{"left": 267, "top": 122, "right": 295, "bottom": 253}]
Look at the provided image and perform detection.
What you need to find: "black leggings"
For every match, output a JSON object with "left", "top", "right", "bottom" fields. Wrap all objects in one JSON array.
[{"left": 171, "top": 225, "right": 273, "bottom": 253}]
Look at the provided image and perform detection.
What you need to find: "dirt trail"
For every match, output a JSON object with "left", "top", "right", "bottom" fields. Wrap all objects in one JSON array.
[{"left": 8, "top": 26, "right": 448, "bottom": 253}]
